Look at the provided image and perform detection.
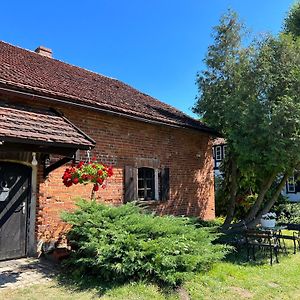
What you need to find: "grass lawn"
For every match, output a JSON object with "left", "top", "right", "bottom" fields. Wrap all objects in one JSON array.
[
  {"left": 1, "top": 237, "right": 299, "bottom": 300},
  {"left": 184, "top": 250, "right": 300, "bottom": 299}
]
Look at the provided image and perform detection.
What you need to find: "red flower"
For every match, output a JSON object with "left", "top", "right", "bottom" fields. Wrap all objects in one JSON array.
[
  {"left": 81, "top": 174, "right": 88, "bottom": 180},
  {"left": 72, "top": 178, "right": 79, "bottom": 184},
  {"left": 64, "top": 180, "right": 73, "bottom": 187},
  {"left": 107, "top": 167, "right": 113, "bottom": 177},
  {"left": 91, "top": 156, "right": 97, "bottom": 162},
  {"left": 77, "top": 161, "right": 84, "bottom": 168},
  {"left": 63, "top": 173, "right": 71, "bottom": 180},
  {"left": 62, "top": 161, "right": 113, "bottom": 193}
]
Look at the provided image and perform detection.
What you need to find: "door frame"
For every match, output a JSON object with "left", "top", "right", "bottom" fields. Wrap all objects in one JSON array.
[{"left": 0, "top": 159, "right": 37, "bottom": 257}]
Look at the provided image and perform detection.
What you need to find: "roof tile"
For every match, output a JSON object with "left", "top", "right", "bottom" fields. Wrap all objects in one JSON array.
[
  {"left": 0, "top": 103, "right": 95, "bottom": 148},
  {"left": 0, "top": 41, "right": 214, "bottom": 133}
]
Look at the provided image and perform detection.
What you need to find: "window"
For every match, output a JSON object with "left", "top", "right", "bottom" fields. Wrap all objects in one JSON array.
[
  {"left": 287, "top": 175, "right": 296, "bottom": 193},
  {"left": 215, "top": 146, "right": 222, "bottom": 161},
  {"left": 124, "top": 166, "right": 169, "bottom": 202},
  {"left": 138, "top": 167, "right": 155, "bottom": 200}
]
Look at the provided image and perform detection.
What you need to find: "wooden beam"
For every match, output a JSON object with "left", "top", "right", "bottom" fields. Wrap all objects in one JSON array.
[
  {"left": 44, "top": 156, "right": 74, "bottom": 177},
  {"left": 0, "top": 143, "right": 77, "bottom": 156}
]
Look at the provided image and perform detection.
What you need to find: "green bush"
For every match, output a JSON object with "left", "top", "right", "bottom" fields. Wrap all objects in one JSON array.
[
  {"left": 62, "top": 200, "right": 229, "bottom": 287},
  {"left": 275, "top": 202, "right": 300, "bottom": 224}
]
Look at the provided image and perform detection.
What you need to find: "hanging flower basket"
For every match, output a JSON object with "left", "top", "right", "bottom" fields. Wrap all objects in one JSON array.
[{"left": 62, "top": 159, "right": 113, "bottom": 198}]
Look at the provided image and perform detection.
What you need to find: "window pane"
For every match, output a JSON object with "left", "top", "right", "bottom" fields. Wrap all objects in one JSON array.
[
  {"left": 138, "top": 167, "right": 155, "bottom": 200},
  {"left": 215, "top": 146, "right": 222, "bottom": 161},
  {"left": 287, "top": 175, "right": 296, "bottom": 193}
]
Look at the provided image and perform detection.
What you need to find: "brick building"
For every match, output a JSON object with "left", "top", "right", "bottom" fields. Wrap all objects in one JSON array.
[{"left": 0, "top": 41, "right": 216, "bottom": 261}]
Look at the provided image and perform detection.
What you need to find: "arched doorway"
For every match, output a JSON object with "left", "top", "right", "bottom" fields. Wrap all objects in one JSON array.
[{"left": 0, "top": 162, "right": 32, "bottom": 260}]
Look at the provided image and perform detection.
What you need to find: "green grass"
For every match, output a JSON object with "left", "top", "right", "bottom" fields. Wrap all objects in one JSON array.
[
  {"left": 0, "top": 282, "right": 179, "bottom": 300},
  {"left": 1, "top": 234, "right": 300, "bottom": 300},
  {"left": 184, "top": 252, "right": 300, "bottom": 299}
]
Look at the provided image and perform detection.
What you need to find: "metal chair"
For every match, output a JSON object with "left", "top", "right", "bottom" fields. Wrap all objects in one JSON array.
[{"left": 245, "top": 229, "right": 279, "bottom": 265}]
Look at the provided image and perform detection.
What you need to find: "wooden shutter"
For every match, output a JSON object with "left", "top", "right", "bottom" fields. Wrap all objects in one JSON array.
[
  {"left": 161, "top": 167, "right": 170, "bottom": 201},
  {"left": 124, "top": 166, "right": 138, "bottom": 202}
]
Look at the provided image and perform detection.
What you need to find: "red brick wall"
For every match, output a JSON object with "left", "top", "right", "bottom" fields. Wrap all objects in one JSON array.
[{"left": 0, "top": 92, "right": 215, "bottom": 243}]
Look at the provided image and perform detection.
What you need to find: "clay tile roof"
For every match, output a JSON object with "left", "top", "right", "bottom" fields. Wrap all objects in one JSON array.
[
  {"left": 0, "top": 103, "right": 95, "bottom": 149},
  {"left": 0, "top": 41, "right": 216, "bottom": 134}
]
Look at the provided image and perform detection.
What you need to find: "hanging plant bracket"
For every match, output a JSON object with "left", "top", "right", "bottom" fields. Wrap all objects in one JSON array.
[{"left": 44, "top": 151, "right": 78, "bottom": 178}]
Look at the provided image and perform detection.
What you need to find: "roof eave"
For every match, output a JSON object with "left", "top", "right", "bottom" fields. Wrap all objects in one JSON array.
[{"left": 0, "top": 84, "right": 218, "bottom": 135}]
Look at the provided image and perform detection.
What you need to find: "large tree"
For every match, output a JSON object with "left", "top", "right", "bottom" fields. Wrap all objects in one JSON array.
[
  {"left": 284, "top": 1, "right": 300, "bottom": 37},
  {"left": 194, "top": 10, "right": 300, "bottom": 230}
]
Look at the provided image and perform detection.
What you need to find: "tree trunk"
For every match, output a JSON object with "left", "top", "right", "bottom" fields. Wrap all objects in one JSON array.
[
  {"left": 222, "top": 156, "right": 238, "bottom": 229},
  {"left": 247, "top": 172, "right": 290, "bottom": 227},
  {"left": 243, "top": 172, "right": 277, "bottom": 223},
  {"left": 223, "top": 172, "right": 278, "bottom": 232}
]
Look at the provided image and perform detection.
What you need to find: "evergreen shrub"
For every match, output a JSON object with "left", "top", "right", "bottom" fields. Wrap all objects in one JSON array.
[{"left": 62, "top": 200, "right": 229, "bottom": 287}]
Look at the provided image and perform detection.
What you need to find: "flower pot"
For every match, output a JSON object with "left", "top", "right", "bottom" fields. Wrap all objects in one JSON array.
[{"left": 261, "top": 218, "right": 276, "bottom": 228}]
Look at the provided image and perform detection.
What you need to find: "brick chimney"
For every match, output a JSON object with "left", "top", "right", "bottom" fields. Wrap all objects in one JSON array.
[{"left": 34, "top": 46, "right": 52, "bottom": 58}]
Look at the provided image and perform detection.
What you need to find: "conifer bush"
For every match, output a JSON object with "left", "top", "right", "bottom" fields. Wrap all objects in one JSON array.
[{"left": 62, "top": 200, "right": 229, "bottom": 287}]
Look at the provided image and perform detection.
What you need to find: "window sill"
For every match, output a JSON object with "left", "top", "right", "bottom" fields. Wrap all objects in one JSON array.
[{"left": 136, "top": 199, "right": 165, "bottom": 205}]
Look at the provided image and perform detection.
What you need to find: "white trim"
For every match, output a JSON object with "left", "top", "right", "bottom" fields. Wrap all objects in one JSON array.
[
  {"left": 215, "top": 146, "right": 222, "bottom": 161},
  {"left": 27, "top": 165, "right": 37, "bottom": 256},
  {"left": 287, "top": 175, "right": 296, "bottom": 193}
]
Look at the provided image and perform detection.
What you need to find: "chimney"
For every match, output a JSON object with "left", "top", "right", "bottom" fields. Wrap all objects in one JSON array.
[{"left": 34, "top": 46, "right": 52, "bottom": 58}]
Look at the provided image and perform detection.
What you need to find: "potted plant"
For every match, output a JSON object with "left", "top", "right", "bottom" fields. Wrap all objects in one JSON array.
[
  {"left": 62, "top": 158, "right": 113, "bottom": 199},
  {"left": 261, "top": 212, "right": 276, "bottom": 228}
]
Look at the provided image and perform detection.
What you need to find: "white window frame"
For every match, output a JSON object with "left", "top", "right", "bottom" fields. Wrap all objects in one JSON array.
[
  {"left": 215, "top": 146, "right": 222, "bottom": 161},
  {"left": 287, "top": 175, "right": 296, "bottom": 193}
]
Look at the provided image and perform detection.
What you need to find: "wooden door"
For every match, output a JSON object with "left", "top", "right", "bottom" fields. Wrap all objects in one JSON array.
[{"left": 0, "top": 162, "right": 31, "bottom": 260}]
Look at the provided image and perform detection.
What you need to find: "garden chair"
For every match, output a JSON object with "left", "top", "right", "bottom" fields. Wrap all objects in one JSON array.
[
  {"left": 274, "top": 230, "right": 300, "bottom": 254},
  {"left": 245, "top": 229, "right": 279, "bottom": 265}
]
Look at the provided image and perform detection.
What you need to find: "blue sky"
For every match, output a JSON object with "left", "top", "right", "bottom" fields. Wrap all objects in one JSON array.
[{"left": 0, "top": 0, "right": 295, "bottom": 117}]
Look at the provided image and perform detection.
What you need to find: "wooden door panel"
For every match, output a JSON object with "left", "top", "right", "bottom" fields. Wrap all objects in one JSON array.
[{"left": 0, "top": 162, "right": 31, "bottom": 260}]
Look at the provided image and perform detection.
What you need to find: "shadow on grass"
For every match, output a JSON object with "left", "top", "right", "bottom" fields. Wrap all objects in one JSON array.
[
  {"left": 218, "top": 232, "right": 295, "bottom": 267},
  {"left": 53, "top": 265, "right": 175, "bottom": 298},
  {"left": 224, "top": 248, "right": 273, "bottom": 267},
  {"left": 55, "top": 272, "right": 123, "bottom": 298}
]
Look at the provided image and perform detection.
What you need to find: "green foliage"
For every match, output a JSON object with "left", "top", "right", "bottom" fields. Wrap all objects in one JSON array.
[
  {"left": 194, "top": 9, "right": 300, "bottom": 222},
  {"left": 284, "top": 1, "right": 300, "bottom": 37},
  {"left": 61, "top": 200, "right": 229, "bottom": 287},
  {"left": 275, "top": 202, "right": 300, "bottom": 224}
]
